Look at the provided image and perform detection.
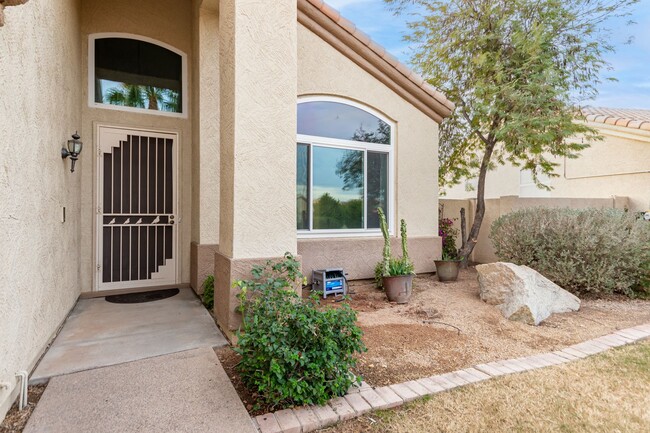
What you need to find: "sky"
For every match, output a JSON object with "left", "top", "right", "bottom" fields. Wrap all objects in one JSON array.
[{"left": 329, "top": 0, "right": 650, "bottom": 109}]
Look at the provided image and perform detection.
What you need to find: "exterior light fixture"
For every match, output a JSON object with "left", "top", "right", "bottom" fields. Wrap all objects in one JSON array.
[{"left": 61, "top": 131, "right": 83, "bottom": 173}]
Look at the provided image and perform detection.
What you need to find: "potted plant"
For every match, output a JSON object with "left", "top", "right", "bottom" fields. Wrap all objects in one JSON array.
[
  {"left": 375, "top": 208, "right": 415, "bottom": 303},
  {"left": 434, "top": 218, "right": 461, "bottom": 282}
]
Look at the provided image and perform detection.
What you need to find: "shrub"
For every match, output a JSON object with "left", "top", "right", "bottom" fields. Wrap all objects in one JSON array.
[
  {"left": 201, "top": 275, "right": 214, "bottom": 309},
  {"left": 490, "top": 208, "right": 650, "bottom": 297},
  {"left": 439, "top": 217, "right": 460, "bottom": 260},
  {"left": 234, "top": 253, "right": 366, "bottom": 409}
]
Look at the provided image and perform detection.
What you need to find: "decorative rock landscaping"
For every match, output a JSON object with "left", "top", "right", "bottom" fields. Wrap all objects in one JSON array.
[
  {"left": 252, "top": 323, "right": 650, "bottom": 433},
  {"left": 477, "top": 262, "right": 581, "bottom": 325}
]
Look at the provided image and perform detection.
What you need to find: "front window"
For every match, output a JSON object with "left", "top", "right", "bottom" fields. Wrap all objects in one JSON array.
[
  {"left": 91, "top": 35, "right": 185, "bottom": 116},
  {"left": 297, "top": 99, "right": 393, "bottom": 234}
]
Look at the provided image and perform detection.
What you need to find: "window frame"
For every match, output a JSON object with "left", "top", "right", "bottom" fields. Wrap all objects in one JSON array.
[
  {"left": 297, "top": 96, "right": 395, "bottom": 238},
  {"left": 88, "top": 33, "right": 188, "bottom": 119}
]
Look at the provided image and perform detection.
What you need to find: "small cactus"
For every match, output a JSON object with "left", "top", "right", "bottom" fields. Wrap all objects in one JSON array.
[
  {"left": 377, "top": 207, "right": 390, "bottom": 277},
  {"left": 400, "top": 219, "right": 409, "bottom": 261}
]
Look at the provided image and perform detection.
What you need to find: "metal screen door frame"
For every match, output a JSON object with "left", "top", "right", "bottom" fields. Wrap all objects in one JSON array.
[{"left": 95, "top": 124, "right": 180, "bottom": 291}]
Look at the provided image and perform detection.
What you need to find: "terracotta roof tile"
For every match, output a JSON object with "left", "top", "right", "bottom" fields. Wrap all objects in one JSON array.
[
  {"left": 639, "top": 122, "right": 650, "bottom": 131},
  {"left": 368, "top": 40, "right": 387, "bottom": 58},
  {"left": 581, "top": 107, "right": 650, "bottom": 130},
  {"left": 353, "top": 28, "right": 372, "bottom": 46},
  {"left": 407, "top": 71, "right": 424, "bottom": 87},
  {"left": 382, "top": 51, "right": 401, "bottom": 68},
  {"left": 336, "top": 15, "right": 357, "bottom": 35},
  {"left": 319, "top": 2, "right": 341, "bottom": 22},
  {"left": 301, "top": 0, "right": 455, "bottom": 117}
]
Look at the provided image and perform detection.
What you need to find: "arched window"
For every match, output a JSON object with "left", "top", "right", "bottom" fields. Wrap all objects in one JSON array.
[
  {"left": 89, "top": 34, "right": 187, "bottom": 116},
  {"left": 297, "top": 97, "right": 394, "bottom": 235}
]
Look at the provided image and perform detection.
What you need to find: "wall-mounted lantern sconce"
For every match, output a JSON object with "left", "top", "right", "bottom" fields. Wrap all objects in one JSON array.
[{"left": 61, "top": 132, "right": 83, "bottom": 173}]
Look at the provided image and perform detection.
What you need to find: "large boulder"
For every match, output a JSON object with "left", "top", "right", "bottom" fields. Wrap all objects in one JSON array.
[{"left": 476, "top": 262, "right": 580, "bottom": 325}]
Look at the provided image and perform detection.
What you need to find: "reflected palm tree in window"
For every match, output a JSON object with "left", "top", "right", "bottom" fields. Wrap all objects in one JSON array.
[{"left": 104, "top": 84, "right": 180, "bottom": 113}]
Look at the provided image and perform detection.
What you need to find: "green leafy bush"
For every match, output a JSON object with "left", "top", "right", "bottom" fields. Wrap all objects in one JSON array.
[
  {"left": 490, "top": 208, "right": 650, "bottom": 297},
  {"left": 201, "top": 275, "right": 214, "bottom": 309},
  {"left": 234, "top": 253, "right": 366, "bottom": 409}
]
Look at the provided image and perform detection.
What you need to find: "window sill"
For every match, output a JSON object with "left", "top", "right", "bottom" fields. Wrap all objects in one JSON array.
[{"left": 297, "top": 230, "right": 395, "bottom": 239}]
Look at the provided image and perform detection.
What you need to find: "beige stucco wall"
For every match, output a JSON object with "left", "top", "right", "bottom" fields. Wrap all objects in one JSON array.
[
  {"left": 444, "top": 123, "right": 650, "bottom": 212},
  {"left": 78, "top": 0, "right": 194, "bottom": 290},
  {"left": 444, "top": 163, "right": 521, "bottom": 199},
  {"left": 0, "top": 0, "right": 82, "bottom": 419},
  {"left": 218, "top": 0, "right": 298, "bottom": 259},
  {"left": 297, "top": 23, "right": 440, "bottom": 239},
  {"left": 549, "top": 124, "right": 650, "bottom": 212},
  {"left": 191, "top": 2, "right": 220, "bottom": 246}
]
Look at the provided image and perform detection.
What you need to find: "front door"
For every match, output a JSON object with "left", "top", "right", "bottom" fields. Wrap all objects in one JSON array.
[{"left": 96, "top": 126, "right": 178, "bottom": 290}]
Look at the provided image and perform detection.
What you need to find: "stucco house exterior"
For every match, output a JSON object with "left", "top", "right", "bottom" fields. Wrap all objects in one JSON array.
[
  {"left": 443, "top": 107, "right": 650, "bottom": 213},
  {"left": 0, "top": 0, "right": 453, "bottom": 418}
]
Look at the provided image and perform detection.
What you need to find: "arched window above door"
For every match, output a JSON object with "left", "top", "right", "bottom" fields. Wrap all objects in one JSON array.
[{"left": 89, "top": 34, "right": 187, "bottom": 117}]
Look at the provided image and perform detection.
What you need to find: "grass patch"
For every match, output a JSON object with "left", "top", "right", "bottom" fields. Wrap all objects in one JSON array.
[{"left": 326, "top": 341, "right": 650, "bottom": 433}]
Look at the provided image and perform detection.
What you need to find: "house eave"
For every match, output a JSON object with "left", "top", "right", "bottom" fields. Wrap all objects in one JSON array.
[{"left": 297, "top": 0, "right": 454, "bottom": 123}]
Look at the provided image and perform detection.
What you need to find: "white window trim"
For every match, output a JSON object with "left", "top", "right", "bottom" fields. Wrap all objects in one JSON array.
[
  {"left": 297, "top": 96, "right": 396, "bottom": 238},
  {"left": 88, "top": 33, "right": 188, "bottom": 119}
]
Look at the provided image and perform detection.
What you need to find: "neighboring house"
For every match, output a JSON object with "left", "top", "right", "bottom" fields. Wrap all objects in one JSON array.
[
  {"left": 0, "top": 0, "right": 453, "bottom": 418},
  {"left": 443, "top": 107, "right": 650, "bottom": 212}
]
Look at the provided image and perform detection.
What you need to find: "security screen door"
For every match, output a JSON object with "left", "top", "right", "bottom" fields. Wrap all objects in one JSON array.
[{"left": 96, "top": 126, "right": 178, "bottom": 290}]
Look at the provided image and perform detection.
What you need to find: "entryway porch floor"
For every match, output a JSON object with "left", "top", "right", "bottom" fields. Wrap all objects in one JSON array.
[{"left": 31, "top": 288, "right": 228, "bottom": 383}]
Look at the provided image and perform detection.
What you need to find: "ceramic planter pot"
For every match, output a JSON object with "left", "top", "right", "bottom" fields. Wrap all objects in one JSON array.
[
  {"left": 383, "top": 274, "right": 413, "bottom": 303},
  {"left": 434, "top": 260, "right": 460, "bottom": 282}
]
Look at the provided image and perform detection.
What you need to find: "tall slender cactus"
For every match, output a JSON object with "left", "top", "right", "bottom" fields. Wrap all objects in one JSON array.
[
  {"left": 377, "top": 208, "right": 390, "bottom": 277},
  {"left": 400, "top": 219, "right": 409, "bottom": 261}
]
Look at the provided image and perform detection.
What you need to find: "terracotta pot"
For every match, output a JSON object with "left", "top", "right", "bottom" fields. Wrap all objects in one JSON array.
[
  {"left": 383, "top": 275, "right": 413, "bottom": 304},
  {"left": 434, "top": 260, "right": 460, "bottom": 282}
]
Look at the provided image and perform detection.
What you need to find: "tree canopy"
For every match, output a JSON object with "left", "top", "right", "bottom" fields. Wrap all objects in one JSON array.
[{"left": 386, "top": 0, "right": 638, "bottom": 258}]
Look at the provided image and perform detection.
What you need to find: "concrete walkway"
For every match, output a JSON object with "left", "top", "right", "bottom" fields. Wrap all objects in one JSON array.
[
  {"left": 32, "top": 288, "right": 227, "bottom": 382},
  {"left": 25, "top": 348, "right": 257, "bottom": 433}
]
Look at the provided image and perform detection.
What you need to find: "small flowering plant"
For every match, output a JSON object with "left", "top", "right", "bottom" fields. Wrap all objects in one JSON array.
[{"left": 439, "top": 218, "right": 460, "bottom": 261}]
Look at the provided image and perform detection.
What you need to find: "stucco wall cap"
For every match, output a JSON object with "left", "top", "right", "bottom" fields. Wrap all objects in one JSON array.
[
  {"left": 0, "top": 0, "right": 29, "bottom": 27},
  {"left": 1, "top": 0, "right": 29, "bottom": 6},
  {"left": 300, "top": 0, "right": 455, "bottom": 119}
]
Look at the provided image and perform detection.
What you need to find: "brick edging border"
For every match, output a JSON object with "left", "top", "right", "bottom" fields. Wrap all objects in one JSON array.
[{"left": 252, "top": 324, "right": 650, "bottom": 433}]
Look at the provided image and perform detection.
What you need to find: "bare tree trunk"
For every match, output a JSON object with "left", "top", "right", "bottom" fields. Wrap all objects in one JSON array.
[
  {"left": 460, "top": 207, "right": 468, "bottom": 268},
  {"left": 458, "top": 140, "right": 496, "bottom": 261}
]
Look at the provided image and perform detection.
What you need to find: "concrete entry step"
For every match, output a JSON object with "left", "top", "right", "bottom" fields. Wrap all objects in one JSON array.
[
  {"left": 24, "top": 347, "right": 257, "bottom": 433},
  {"left": 31, "top": 288, "right": 227, "bottom": 383}
]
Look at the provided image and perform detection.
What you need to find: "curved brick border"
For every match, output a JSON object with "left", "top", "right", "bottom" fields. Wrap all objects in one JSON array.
[{"left": 252, "top": 324, "right": 650, "bottom": 433}]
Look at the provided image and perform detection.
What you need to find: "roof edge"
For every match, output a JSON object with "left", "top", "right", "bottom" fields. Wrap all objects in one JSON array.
[{"left": 298, "top": 0, "right": 454, "bottom": 123}]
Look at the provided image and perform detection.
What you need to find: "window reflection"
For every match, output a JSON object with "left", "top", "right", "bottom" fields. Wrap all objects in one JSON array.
[
  {"left": 94, "top": 38, "right": 183, "bottom": 113},
  {"left": 298, "top": 101, "right": 390, "bottom": 144},
  {"left": 367, "top": 152, "right": 388, "bottom": 229},
  {"left": 312, "top": 147, "right": 364, "bottom": 229},
  {"left": 297, "top": 144, "right": 310, "bottom": 230}
]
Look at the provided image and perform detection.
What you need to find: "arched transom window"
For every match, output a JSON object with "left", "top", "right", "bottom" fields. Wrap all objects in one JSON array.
[
  {"left": 89, "top": 34, "right": 187, "bottom": 117},
  {"left": 297, "top": 97, "right": 394, "bottom": 235}
]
